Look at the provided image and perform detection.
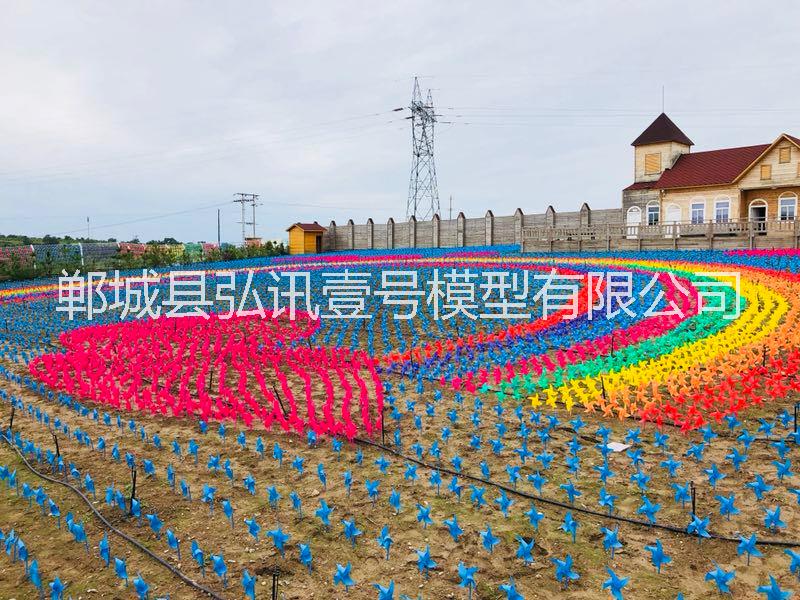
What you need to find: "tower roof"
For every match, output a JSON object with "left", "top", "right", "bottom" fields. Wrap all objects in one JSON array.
[{"left": 632, "top": 113, "right": 693, "bottom": 147}]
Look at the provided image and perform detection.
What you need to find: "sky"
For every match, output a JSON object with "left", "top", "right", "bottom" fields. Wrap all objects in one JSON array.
[{"left": 1, "top": 1, "right": 799, "bottom": 244}]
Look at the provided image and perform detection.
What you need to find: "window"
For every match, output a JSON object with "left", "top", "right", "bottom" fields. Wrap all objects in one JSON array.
[
  {"left": 644, "top": 153, "right": 661, "bottom": 175},
  {"left": 779, "top": 147, "right": 791, "bottom": 164},
  {"left": 779, "top": 193, "right": 797, "bottom": 221},
  {"left": 646, "top": 203, "right": 660, "bottom": 226},
  {"left": 715, "top": 198, "right": 730, "bottom": 223},
  {"left": 761, "top": 164, "right": 772, "bottom": 180},
  {"left": 691, "top": 202, "right": 705, "bottom": 224}
]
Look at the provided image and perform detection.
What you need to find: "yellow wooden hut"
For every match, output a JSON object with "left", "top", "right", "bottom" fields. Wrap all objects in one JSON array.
[{"left": 287, "top": 222, "right": 325, "bottom": 255}]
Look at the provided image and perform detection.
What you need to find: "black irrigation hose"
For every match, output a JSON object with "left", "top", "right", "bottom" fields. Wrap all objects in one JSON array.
[
  {"left": 0, "top": 436, "right": 226, "bottom": 600},
  {"left": 354, "top": 436, "right": 800, "bottom": 549}
]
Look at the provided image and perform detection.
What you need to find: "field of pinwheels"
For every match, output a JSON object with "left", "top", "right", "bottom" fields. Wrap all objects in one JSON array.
[{"left": 0, "top": 246, "right": 799, "bottom": 599}]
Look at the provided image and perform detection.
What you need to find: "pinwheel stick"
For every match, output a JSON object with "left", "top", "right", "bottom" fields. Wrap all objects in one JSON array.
[
  {"left": 271, "top": 383, "right": 289, "bottom": 418},
  {"left": 271, "top": 571, "right": 279, "bottom": 600},
  {"left": 9, "top": 403, "right": 14, "bottom": 431},
  {"left": 794, "top": 403, "right": 798, "bottom": 433},
  {"left": 129, "top": 468, "right": 137, "bottom": 515},
  {"left": 52, "top": 433, "right": 60, "bottom": 458},
  {"left": 690, "top": 482, "right": 697, "bottom": 517}
]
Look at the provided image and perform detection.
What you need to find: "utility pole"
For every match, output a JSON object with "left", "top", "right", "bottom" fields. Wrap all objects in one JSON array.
[
  {"left": 217, "top": 209, "right": 221, "bottom": 247},
  {"left": 233, "top": 193, "right": 259, "bottom": 246},
  {"left": 406, "top": 77, "right": 439, "bottom": 221},
  {"left": 449, "top": 195, "right": 453, "bottom": 221},
  {"left": 86, "top": 216, "right": 90, "bottom": 240}
]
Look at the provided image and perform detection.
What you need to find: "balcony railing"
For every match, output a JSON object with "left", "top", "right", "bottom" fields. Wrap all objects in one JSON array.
[{"left": 522, "top": 218, "right": 799, "bottom": 243}]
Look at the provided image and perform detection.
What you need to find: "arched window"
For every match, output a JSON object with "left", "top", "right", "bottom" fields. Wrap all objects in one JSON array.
[
  {"left": 779, "top": 192, "right": 797, "bottom": 221},
  {"left": 714, "top": 196, "right": 731, "bottom": 223},
  {"left": 646, "top": 202, "right": 660, "bottom": 226}
]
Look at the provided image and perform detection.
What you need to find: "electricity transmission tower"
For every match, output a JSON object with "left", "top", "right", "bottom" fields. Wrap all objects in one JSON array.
[
  {"left": 233, "top": 193, "right": 260, "bottom": 245},
  {"left": 406, "top": 77, "right": 439, "bottom": 221}
]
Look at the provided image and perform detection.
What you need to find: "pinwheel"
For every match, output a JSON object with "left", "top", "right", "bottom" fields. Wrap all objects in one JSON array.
[
  {"left": 480, "top": 525, "right": 500, "bottom": 554},
  {"left": 415, "top": 546, "right": 436, "bottom": 578},
  {"left": 114, "top": 557, "right": 128, "bottom": 586},
  {"left": 315, "top": 499, "right": 332, "bottom": 528},
  {"left": 133, "top": 574, "right": 149, "bottom": 600},
  {"left": 705, "top": 563, "right": 735, "bottom": 594},
  {"left": 552, "top": 554, "right": 580, "bottom": 590},
  {"left": 764, "top": 506, "right": 786, "bottom": 532},
  {"left": 342, "top": 518, "right": 362, "bottom": 547},
  {"left": 377, "top": 525, "right": 393, "bottom": 560},
  {"left": 602, "top": 568, "right": 629, "bottom": 600},
  {"left": 222, "top": 500, "right": 233, "bottom": 528},
  {"left": 333, "top": 562, "right": 355, "bottom": 591},
  {"left": 499, "top": 577, "right": 525, "bottom": 600},
  {"left": 515, "top": 536, "right": 535, "bottom": 565},
  {"left": 560, "top": 511, "right": 578, "bottom": 543},
  {"left": 457, "top": 563, "right": 478, "bottom": 600},
  {"left": 757, "top": 576, "right": 792, "bottom": 600},
  {"left": 644, "top": 539, "right": 671, "bottom": 573},
  {"left": 267, "top": 526, "right": 290, "bottom": 557},
  {"left": 416, "top": 503, "right": 432, "bottom": 529},
  {"left": 28, "top": 558, "right": 41, "bottom": 592},
  {"left": 165, "top": 529, "right": 180, "bottom": 560},
  {"left": 737, "top": 534, "right": 762, "bottom": 566},
  {"left": 299, "top": 542, "right": 313, "bottom": 572},
  {"left": 211, "top": 553, "right": 227, "bottom": 587},
  {"left": 688, "top": 515, "right": 711, "bottom": 543},
  {"left": 374, "top": 580, "right": 395, "bottom": 600},
  {"left": 241, "top": 570, "right": 256, "bottom": 600},
  {"left": 49, "top": 577, "right": 65, "bottom": 600}
]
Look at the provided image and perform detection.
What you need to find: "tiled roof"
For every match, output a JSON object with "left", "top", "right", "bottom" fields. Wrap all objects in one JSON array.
[
  {"left": 623, "top": 181, "right": 658, "bottom": 191},
  {"left": 287, "top": 222, "right": 325, "bottom": 232},
  {"left": 632, "top": 113, "right": 694, "bottom": 147},
  {"left": 655, "top": 144, "right": 769, "bottom": 189}
]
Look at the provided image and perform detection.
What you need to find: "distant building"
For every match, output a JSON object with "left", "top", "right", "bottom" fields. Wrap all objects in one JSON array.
[
  {"left": 623, "top": 113, "right": 800, "bottom": 229},
  {"left": 287, "top": 222, "right": 325, "bottom": 254}
]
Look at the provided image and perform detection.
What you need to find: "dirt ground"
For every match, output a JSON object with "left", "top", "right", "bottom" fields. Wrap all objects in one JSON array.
[{"left": 0, "top": 308, "right": 798, "bottom": 599}]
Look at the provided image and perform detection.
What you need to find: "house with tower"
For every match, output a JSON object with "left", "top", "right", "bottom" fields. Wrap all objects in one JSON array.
[{"left": 623, "top": 113, "right": 800, "bottom": 230}]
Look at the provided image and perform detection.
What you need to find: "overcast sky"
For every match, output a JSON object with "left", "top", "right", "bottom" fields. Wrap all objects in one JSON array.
[{"left": 1, "top": 1, "right": 799, "bottom": 244}]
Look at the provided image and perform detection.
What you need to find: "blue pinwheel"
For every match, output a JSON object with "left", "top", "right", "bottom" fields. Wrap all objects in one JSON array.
[
  {"left": 166, "top": 529, "right": 180, "bottom": 560},
  {"left": 133, "top": 573, "right": 149, "bottom": 600},
  {"left": 49, "top": 577, "right": 65, "bottom": 600},
  {"left": 716, "top": 494, "right": 739, "bottom": 521},
  {"left": 415, "top": 546, "right": 437, "bottom": 578},
  {"left": 764, "top": 506, "right": 786, "bottom": 532},
  {"left": 737, "top": 534, "right": 762, "bottom": 566},
  {"left": 481, "top": 524, "right": 500, "bottom": 553},
  {"left": 495, "top": 490, "right": 513, "bottom": 517},
  {"left": 552, "top": 554, "right": 580, "bottom": 590},
  {"left": 457, "top": 562, "right": 478, "bottom": 600},
  {"left": 561, "top": 511, "right": 578, "bottom": 543},
  {"left": 299, "top": 543, "right": 313, "bottom": 573},
  {"left": 146, "top": 513, "right": 163, "bottom": 539},
  {"left": 241, "top": 570, "right": 256, "bottom": 600},
  {"left": 525, "top": 504, "right": 544, "bottom": 530},
  {"left": 602, "top": 568, "right": 629, "bottom": 600},
  {"left": 366, "top": 479, "right": 380, "bottom": 505},
  {"left": 705, "top": 563, "right": 735, "bottom": 594},
  {"left": 746, "top": 475, "right": 773, "bottom": 501},
  {"left": 515, "top": 536, "right": 535, "bottom": 565},
  {"left": 267, "top": 526, "right": 290, "bottom": 557},
  {"left": 115, "top": 557, "right": 129, "bottom": 586},
  {"left": 342, "top": 518, "right": 363, "bottom": 547},
  {"left": 222, "top": 499, "right": 233, "bottom": 528},
  {"left": 245, "top": 517, "right": 261, "bottom": 541},
  {"left": 601, "top": 526, "right": 623, "bottom": 558},
  {"left": 416, "top": 503, "right": 433, "bottom": 529},
  {"left": 99, "top": 533, "right": 110, "bottom": 566},
  {"left": 315, "top": 499, "right": 332, "bottom": 528},
  {"left": 211, "top": 553, "right": 227, "bottom": 587},
  {"left": 374, "top": 580, "right": 395, "bottom": 600},
  {"left": 499, "top": 577, "right": 525, "bottom": 600},
  {"left": 266, "top": 485, "right": 281, "bottom": 508},
  {"left": 644, "top": 539, "right": 671, "bottom": 573},
  {"left": 389, "top": 488, "right": 401, "bottom": 513},
  {"left": 560, "top": 480, "right": 581, "bottom": 505},
  {"left": 757, "top": 575, "right": 792, "bottom": 600},
  {"left": 637, "top": 496, "right": 661, "bottom": 525},
  {"left": 443, "top": 515, "right": 463, "bottom": 541},
  {"left": 333, "top": 562, "right": 355, "bottom": 591},
  {"left": 687, "top": 515, "right": 711, "bottom": 544},
  {"left": 377, "top": 525, "right": 393, "bottom": 559},
  {"left": 786, "top": 549, "right": 800, "bottom": 580}
]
